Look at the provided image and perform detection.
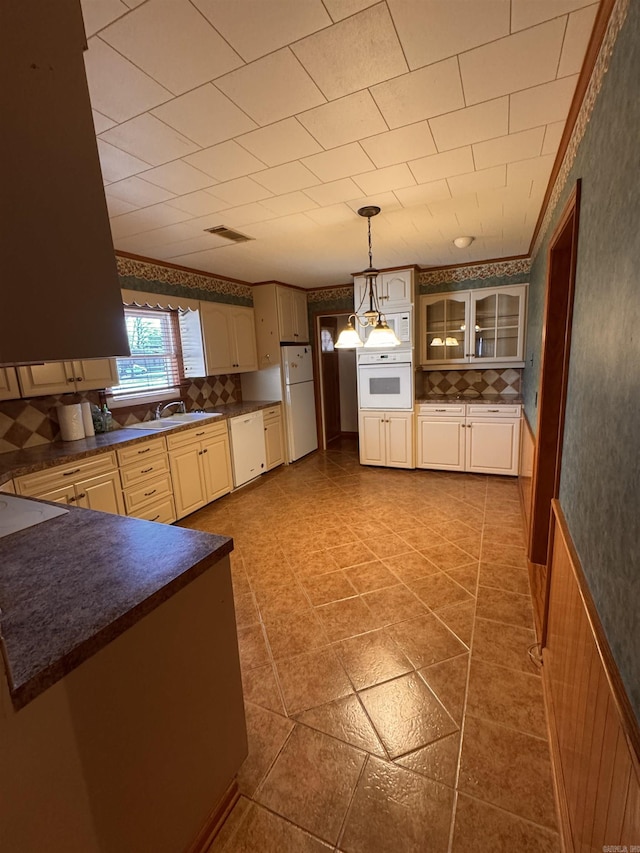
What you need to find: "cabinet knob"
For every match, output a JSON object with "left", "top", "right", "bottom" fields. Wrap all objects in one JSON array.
[
  {"left": 203, "top": 448, "right": 208, "bottom": 453},
  {"left": 76, "top": 492, "right": 86, "bottom": 499},
  {"left": 68, "top": 495, "right": 76, "bottom": 502},
  {"left": 75, "top": 376, "right": 83, "bottom": 382},
  {"left": 67, "top": 377, "right": 74, "bottom": 383}
]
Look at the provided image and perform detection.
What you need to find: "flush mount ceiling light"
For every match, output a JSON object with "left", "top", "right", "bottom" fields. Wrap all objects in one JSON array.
[
  {"left": 453, "top": 235, "right": 475, "bottom": 249},
  {"left": 335, "top": 206, "right": 401, "bottom": 350}
]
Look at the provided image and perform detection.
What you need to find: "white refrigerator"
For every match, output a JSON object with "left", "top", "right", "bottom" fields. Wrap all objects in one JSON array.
[{"left": 281, "top": 345, "right": 318, "bottom": 462}]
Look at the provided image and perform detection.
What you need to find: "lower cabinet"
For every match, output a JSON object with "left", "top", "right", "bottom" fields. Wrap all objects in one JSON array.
[
  {"left": 359, "top": 410, "right": 414, "bottom": 469},
  {"left": 263, "top": 405, "right": 285, "bottom": 471},
  {"left": 117, "top": 437, "right": 176, "bottom": 524},
  {"left": 416, "top": 403, "right": 521, "bottom": 476},
  {"left": 15, "top": 451, "right": 124, "bottom": 514},
  {"left": 168, "top": 421, "right": 233, "bottom": 520}
]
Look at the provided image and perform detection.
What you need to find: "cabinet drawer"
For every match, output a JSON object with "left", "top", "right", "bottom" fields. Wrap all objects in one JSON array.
[
  {"left": 262, "top": 405, "right": 282, "bottom": 423},
  {"left": 16, "top": 451, "right": 118, "bottom": 496},
  {"left": 123, "top": 473, "right": 173, "bottom": 514},
  {"left": 117, "top": 437, "right": 166, "bottom": 466},
  {"left": 166, "top": 420, "right": 227, "bottom": 450},
  {"left": 128, "top": 495, "right": 176, "bottom": 524},
  {"left": 120, "top": 453, "right": 169, "bottom": 488},
  {"left": 466, "top": 404, "right": 521, "bottom": 417},
  {"left": 417, "top": 404, "right": 465, "bottom": 416}
]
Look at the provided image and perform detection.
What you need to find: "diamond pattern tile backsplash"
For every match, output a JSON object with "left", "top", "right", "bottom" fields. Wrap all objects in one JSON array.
[
  {"left": 419, "top": 368, "right": 522, "bottom": 397},
  {"left": 0, "top": 375, "right": 241, "bottom": 454}
]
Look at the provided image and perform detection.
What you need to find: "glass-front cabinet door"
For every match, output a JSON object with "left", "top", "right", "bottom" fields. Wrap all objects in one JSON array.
[
  {"left": 420, "top": 292, "right": 468, "bottom": 365},
  {"left": 470, "top": 286, "right": 526, "bottom": 364}
]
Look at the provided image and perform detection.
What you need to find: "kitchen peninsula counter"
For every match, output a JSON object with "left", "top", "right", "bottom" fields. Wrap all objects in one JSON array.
[{"left": 416, "top": 394, "right": 523, "bottom": 405}]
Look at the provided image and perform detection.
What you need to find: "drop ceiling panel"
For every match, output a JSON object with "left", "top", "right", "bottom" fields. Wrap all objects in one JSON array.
[
  {"left": 360, "top": 123, "right": 437, "bottom": 168},
  {"left": 459, "top": 18, "right": 567, "bottom": 105},
  {"left": 252, "top": 162, "right": 320, "bottom": 194},
  {"left": 473, "top": 127, "right": 545, "bottom": 169},
  {"left": 447, "top": 165, "right": 507, "bottom": 196},
  {"left": 371, "top": 58, "right": 465, "bottom": 129},
  {"left": 212, "top": 202, "right": 278, "bottom": 226},
  {"left": 303, "top": 178, "right": 364, "bottom": 206},
  {"left": 110, "top": 203, "right": 192, "bottom": 239},
  {"left": 298, "top": 91, "right": 388, "bottom": 150},
  {"left": 507, "top": 154, "right": 555, "bottom": 185},
  {"left": 394, "top": 181, "right": 451, "bottom": 207},
  {"left": 387, "top": 0, "right": 510, "bottom": 68},
  {"left": 184, "top": 141, "right": 267, "bottom": 181},
  {"left": 141, "top": 160, "right": 217, "bottom": 194},
  {"left": 96, "top": 139, "right": 151, "bottom": 183},
  {"left": 235, "top": 118, "right": 323, "bottom": 167},
  {"left": 151, "top": 85, "right": 258, "bottom": 149},
  {"left": 558, "top": 5, "right": 599, "bottom": 76},
  {"left": 191, "top": 0, "right": 331, "bottom": 63},
  {"left": 99, "top": 0, "right": 242, "bottom": 95},
  {"left": 209, "top": 177, "right": 274, "bottom": 206},
  {"left": 305, "top": 203, "right": 355, "bottom": 226},
  {"left": 346, "top": 192, "right": 402, "bottom": 215},
  {"left": 83, "top": 37, "right": 171, "bottom": 122},
  {"left": 99, "top": 114, "right": 200, "bottom": 166},
  {"left": 542, "top": 121, "right": 565, "bottom": 155},
  {"left": 92, "top": 110, "right": 116, "bottom": 134},
  {"left": 302, "top": 143, "right": 375, "bottom": 182},
  {"left": 409, "top": 147, "right": 475, "bottom": 184},
  {"left": 322, "top": 0, "right": 380, "bottom": 24},
  {"left": 509, "top": 75, "right": 579, "bottom": 132},
  {"left": 292, "top": 4, "right": 407, "bottom": 100},
  {"left": 80, "top": 0, "right": 128, "bottom": 37},
  {"left": 429, "top": 98, "right": 509, "bottom": 152},
  {"left": 106, "top": 176, "right": 176, "bottom": 208},
  {"left": 353, "top": 164, "right": 416, "bottom": 196},
  {"left": 510, "top": 0, "right": 592, "bottom": 32},
  {"left": 261, "top": 192, "right": 319, "bottom": 216},
  {"left": 216, "top": 49, "right": 326, "bottom": 126},
  {"left": 165, "top": 190, "right": 230, "bottom": 217},
  {"left": 105, "top": 196, "right": 138, "bottom": 217}
]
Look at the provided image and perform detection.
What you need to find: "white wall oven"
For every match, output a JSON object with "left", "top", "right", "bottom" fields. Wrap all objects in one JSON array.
[{"left": 357, "top": 350, "right": 413, "bottom": 410}]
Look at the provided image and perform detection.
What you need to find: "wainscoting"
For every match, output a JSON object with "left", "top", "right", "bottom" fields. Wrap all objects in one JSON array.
[{"left": 543, "top": 502, "right": 640, "bottom": 851}]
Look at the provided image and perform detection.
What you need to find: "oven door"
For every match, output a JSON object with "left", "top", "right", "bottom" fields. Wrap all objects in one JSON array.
[{"left": 358, "top": 362, "right": 413, "bottom": 410}]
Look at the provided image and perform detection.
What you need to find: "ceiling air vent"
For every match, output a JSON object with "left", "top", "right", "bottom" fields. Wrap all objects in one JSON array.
[{"left": 204, "top": 225, "right": 253, "bottom": 243}]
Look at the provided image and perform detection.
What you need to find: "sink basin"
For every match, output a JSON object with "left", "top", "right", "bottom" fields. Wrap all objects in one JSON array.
[
  {"left": 122, "top": 421, "right": 179, "bottom": 431},
  {"left": 122, "top": 413, "right": 223, "bottom": 431}
]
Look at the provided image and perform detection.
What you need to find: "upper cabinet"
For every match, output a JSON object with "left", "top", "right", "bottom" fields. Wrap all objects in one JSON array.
[
  {"left": 253, "top": 284, "right": 309, "bottom": 368},
  {"left": 354, "top": 268, "right": 414, "bottom": 312},
  {"left": 17, "top": 359, "right": 120, "bottom": 397},
  {"left": 200, "top": 303, "right": 258, "bottom": 375},
  {"left": 419, "top": 284, "right": 527, "bottom": 368},
  {"left": 0, "top": 368, "right": 20, "bottom": 401}
]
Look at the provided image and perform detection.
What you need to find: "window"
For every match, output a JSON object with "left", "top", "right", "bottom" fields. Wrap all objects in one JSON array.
[{"left": 113, "top": 306, "right": 182, "bottom": 399}]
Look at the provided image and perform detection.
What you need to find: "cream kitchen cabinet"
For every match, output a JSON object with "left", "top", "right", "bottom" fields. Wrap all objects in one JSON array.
[
  {"left": 168, "top": 420, "right": 232, "bottom": 519},
  {"left": 200, "top": 302, "right": 258, "bottom": 374},
  {"left": 263, "top": 405, "right": 285, "bottom": 471},
  {"left": 359, "top": 410, "right": 414, "bottom": 469},
  {"left": 252, "top": 283, "right": 309, "bottom": 368},
  {"left": 0, "top": 367, "right": 20, "bottom": 401},
  {"left": 354, "top": 268, "right": 414, "bottom": 311},
  {"left": 117, "top": 437, "right": 175, "bottom": 524},
  {"left": 277, "top": 286, "right": 309, "bottom": 343},
  {"left": 417, "top": 403, "right": 521, "bottom": 476},
  {"left": 420, "top": 284, "right": 527, "bottom": 368},
  {"left": 0, "top": 479, "right": 16, "bottom": 494},
  {"left": 15, "top": 451, "right": 124, "bottom": 514},
  {"left": 16, "top": 359, "right": 120, "bottom": 397}
]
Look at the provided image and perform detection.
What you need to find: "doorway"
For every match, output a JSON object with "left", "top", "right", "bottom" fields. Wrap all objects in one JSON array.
[
  {"left": 528, "top": 180, "right": 581, "bottom": 638},
  {"left": 315, "top": 313, "right": 358, "bottom": 449}
]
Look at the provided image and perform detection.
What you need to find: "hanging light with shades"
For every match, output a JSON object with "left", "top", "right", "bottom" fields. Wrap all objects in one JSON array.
[{"left": 335, "top": 206, "right": 401, "bottom": 349}]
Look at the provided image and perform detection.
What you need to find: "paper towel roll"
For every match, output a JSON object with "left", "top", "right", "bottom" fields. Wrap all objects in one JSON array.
[
  {"left": 57, "top": 404, "right": 85, "bottom": 441},
  {"left": 80, "top": 401, "right": 95, "bottom": 437}
]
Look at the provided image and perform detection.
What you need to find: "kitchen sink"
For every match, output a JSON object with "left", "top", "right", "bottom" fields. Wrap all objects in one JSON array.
[{"left": 122, "top": 413, "right": 223, "bottom": 431}]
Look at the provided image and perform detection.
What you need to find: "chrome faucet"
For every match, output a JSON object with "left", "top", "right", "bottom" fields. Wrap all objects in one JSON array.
[{"left": 154, "top": 400, "right": 186, "bottom": 419}]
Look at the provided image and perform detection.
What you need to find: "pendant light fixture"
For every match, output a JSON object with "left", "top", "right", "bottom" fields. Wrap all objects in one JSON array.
[{"left": 335, "top": 206, "right": 401, "bottom": 349}]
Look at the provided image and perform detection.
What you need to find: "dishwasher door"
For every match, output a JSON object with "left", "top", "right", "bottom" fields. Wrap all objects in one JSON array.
[{"left": 229, "top": 411, "right": 266, "bottom": 487}]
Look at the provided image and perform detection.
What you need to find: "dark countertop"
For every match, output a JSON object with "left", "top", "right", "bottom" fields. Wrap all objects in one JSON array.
[
  {"left": 416, "top": 395, "right": 523, "bottom": 405},
  {"left": 0, "top": 499, "right": 232, "bottom": 710},
  {"left": 0, "top": 400, "right": 279, "bottom": 485}
]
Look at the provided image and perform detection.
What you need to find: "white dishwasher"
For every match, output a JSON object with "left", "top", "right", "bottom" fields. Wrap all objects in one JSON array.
[{"left": 229, "top": 411, "right": 266, "bottom": 487}]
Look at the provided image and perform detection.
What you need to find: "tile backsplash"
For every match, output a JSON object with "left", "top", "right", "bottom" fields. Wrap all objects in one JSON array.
[
  {"left": 0, "top": 375, "right": 241, "bottom": 454},
  {"left": 418, "top": 368, "right": 522, "bottom": 397}
]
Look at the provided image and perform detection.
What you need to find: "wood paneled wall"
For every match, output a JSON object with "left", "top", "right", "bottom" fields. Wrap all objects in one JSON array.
[{"left": 544, "top": 501, "right": 640, "bottom": 851}]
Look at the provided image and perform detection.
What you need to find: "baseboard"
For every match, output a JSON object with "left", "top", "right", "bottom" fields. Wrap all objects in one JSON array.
[{"left": 184, "top": 780, "right": 240, "bottom": 853}]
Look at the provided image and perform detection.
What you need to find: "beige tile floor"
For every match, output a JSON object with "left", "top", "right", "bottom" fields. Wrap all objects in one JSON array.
[{"left": 181, "top": 437, "right": 561, "bottom": 853}]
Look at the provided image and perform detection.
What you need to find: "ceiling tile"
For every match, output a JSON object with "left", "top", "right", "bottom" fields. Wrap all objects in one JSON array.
[
  {"left": 322, "top": 0, "right": 379, "bottom": 22},
  {"left": 216, "top": 49, "right": 326, "bottom": 126},
  {"left": 165, "top": 190, "right": 229, "bottom": 216},
  {"left": 510, "top": 0, "right": 592, "bottom": 32},
  {"left": 558, "top": 5, "right": 599, "bottom": 77},
  {"left": 99, "top": 0, "right": 242, "bottom": 95},
  {"left": 141, "top": 160, "right": 217, "bottom": 194},
  {"left": 346, "top": 192, "right": 402, "bottom": 215},
  {"left": 292, "top": 4, "right": 407, "bottom": 100},
  {"left": 297, "top": 91, "right": 388, "bottom": 149},
  {"left": 80, "top": 0, "right": 128, "bottom": 36},
  {"left": 213, "top": 203, "right": 278, "bottom": 226},
  {"left": 509, "top": 76, "right": 578, "bottom": 132},
  {"left": 360, "top": 122, "right": 437, "bottom": 168},
  {"left": 394, "top": 180, "right": 451, "bottom": 207},
  {"left": 302, "top": 143, "right": 375, "bottom": 182},
  {"left": 408, "top": 146, "right": 475, "bottom": 183},
  {"left": 473, "top": 127, "right": 545, "bottom": 169},
  {"left": 352, "top": 163, "right": 416, "bottom": 196},
  {"left": 92, "top": 110, "right": 116, "bottom": 134},
  {"left": 209, "top": 177, "right": 274, "bottom": 206},
  {"left": 110, "top": 203, "right": 191, "bottom": 239},
  {"left": 105, "top": 196, "right": 138, "bottom": 217},
  {"left": 83, "top": 37, "right": 171, "bottom": 122},
  {"left": 370, "top": 57, "right": 464, "bottom": 129},
  {"left": 96, "top": 139, "right": 151, "bottom": 183},
  {"left": 507, "top": 154, "right": 555, "bottom": 185},
  {"left": 305, "top": 203, "right": 355, "bottom": 226},
  {"left": 447, "top": 165, "right": 506, "bottom": 196},
  {"left": 106, "top": 176, "right": 176, "bottom": 207},
  {"left": 252, "top": 162, "right": 320, "bottom": 194},
  {"left": 387, "top": 0, "right": 510, "bottom": 68},
  {"left": 192, "top": 0, "right": 331, "bottom": 63},
  {"left": 99, "top": 114, "right": 199, "bottom": 166},
  {"left": 459, "top": 18, "right": 567, "bottom": 105},
  {"left": 429, "top": 97, "right": 509, "bottom": 152},
  {"left": 428, "top": 193, "right": 478, "bottom": 217},
  {"left": 151, "top": 85, "right": 257, "bottom": 149},
  {"left": 235, "top": 118, "right": 322, "bottom": 167},
  {"left": 303, "top": 178, "right": 363, "bottom": 206},
  {"left": 139, "top": 233, "right": 231, "bottom": 260},
  {"left": 261, "top": 192, "right": 319, "bottom": 216},
  {"left": 184, "top": 141, "right": 267, "bottom": 182},
  {"left": 541, "top": 121, "right": 565, "bottom": 155}
]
